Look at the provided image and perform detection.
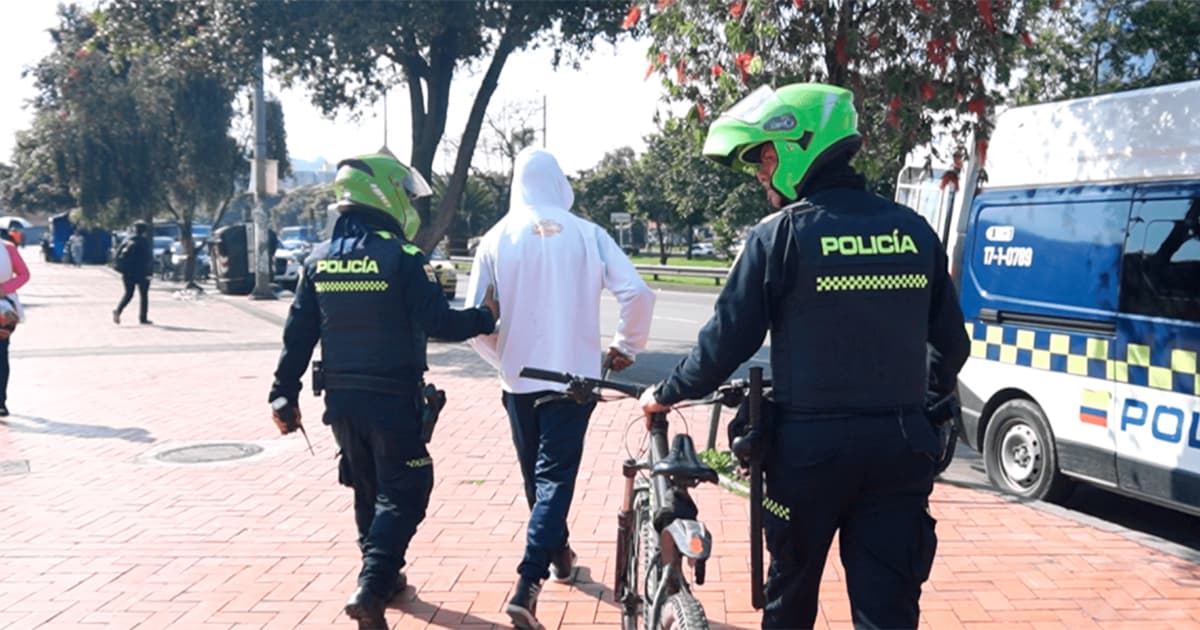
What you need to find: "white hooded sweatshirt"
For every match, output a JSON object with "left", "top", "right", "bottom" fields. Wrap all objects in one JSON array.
[{"left": 467, "top": 148, "right": 655, "bottom": 393}]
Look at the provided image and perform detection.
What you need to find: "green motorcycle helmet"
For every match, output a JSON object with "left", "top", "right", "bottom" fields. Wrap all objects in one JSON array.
[
  {"left": 333, "top": 152, "right": 433, "bottom": 240},
  {"left": 703, "top": 83, "right": 862, "bottom": 201}
]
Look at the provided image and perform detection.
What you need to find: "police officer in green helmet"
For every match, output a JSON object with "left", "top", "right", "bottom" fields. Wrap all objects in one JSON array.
[
  {"left": 641, "top": 84, "right": 969, "bottom": 628},
  {"left": 269, "top": 152, "right": 499, "bottom": 630}
]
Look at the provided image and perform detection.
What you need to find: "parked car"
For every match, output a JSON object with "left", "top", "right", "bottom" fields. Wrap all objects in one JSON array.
[
  {"left": 689, "top": 242, "right": 715, "bottom": 257},
  {"left": 167, "top": 240, "right": 211, "bottom": 281},
  {"left": 274, "top": 248, "right": 304, "bottom": 291},
  {"left": 152, "top": 236, "right": 175, "bottom": 276},
  {"left": 428, "top": 246, "right": 458, "bottom": 300}
]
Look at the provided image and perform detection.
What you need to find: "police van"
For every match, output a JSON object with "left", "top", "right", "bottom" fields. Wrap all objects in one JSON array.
[{"left": 903, "top": 81, "right": 1200, "bottom": 515}]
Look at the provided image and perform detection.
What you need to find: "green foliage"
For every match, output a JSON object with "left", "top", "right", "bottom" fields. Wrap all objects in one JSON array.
[
  {"left": 639, "top": 0, "right": 1058, "bottom": 194},
  {"left": 1016, "top": 0, "right": 1200, "bottom": 103},
  {"left": 257, "top": 0, "right": 632, "bottom": 252},
  {"left": 271, "top": 184, "right": 332, "bottom": 230}
]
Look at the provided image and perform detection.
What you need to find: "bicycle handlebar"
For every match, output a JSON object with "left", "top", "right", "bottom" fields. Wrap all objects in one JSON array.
[{"left": 520, "top": 367, "right": 645, "bottom": 400}]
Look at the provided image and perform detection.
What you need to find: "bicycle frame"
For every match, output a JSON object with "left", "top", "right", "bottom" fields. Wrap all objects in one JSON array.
[
  {"left": 518, "top": 367, "right": 714, "bottom": 630},
  {"left": 615, "top": 412, "right": 713, "bottom": 629}
]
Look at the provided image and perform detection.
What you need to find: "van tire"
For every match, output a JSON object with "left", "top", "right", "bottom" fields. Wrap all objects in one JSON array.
[{"left": 982, "top": 399, "right": 1073, "bottom": 503}]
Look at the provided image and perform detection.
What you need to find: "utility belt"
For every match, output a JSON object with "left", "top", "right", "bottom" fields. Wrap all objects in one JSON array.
[{"left": 312, "top": 361, "right": 447, "bottom": 443}]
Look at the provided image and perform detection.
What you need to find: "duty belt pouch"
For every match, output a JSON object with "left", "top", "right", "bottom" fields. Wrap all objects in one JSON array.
[
  {"left": 727, "top": 388, "right": 776, "bottom": 467},
  {"left": 311, "top": 361, "right": 325, "bottom": 396},
  {"left": 419, "top": 383, "right": 447, "bottom": 444}
]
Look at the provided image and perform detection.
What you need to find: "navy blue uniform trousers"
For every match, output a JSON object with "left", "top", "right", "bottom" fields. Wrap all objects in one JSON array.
[
  {"left": 502, "top": 392, "right": 595, "bottom": 581},
  {"left": 762, "top": 411, "right": 939, "bottom": 630},
  {"left": 326, "top": 390, "right": 433, "bottom": 599}
]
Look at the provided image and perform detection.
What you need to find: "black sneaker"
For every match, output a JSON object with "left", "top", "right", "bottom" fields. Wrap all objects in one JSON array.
[
  {"left": 386, "top": 572, "right": 408, "bottom": 602},
  {"left": 550, "top": 546, "right": 578, "bottom": 584},
  {"left": 344, "top": 587, "right": 387, "bottom": 630},
  {"left": 506, "top": 577, "right": 544, "bottom": 630},
  {"left": 139, "top": 319, "right": 153, "bottom": 325},
  {"left": 0, "top": 405, "right": 8, "bottom": 417},
  {"left": 112, "top": 309, "right": 120, "bottom": 325}
]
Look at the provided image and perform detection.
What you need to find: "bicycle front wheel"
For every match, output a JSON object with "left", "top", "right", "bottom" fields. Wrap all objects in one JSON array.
[{"left": 659, "top": 592, "right": 708, "bottom": 630}]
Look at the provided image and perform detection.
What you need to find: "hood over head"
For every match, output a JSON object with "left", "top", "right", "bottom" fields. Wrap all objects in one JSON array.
[{"left": 509, "top": 148, "right": 574, "bottom": 215}]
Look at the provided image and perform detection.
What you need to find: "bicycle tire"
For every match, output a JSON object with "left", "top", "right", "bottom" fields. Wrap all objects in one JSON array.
[
  {"left": 620, "top": 488, "right": 650, "bottom": 630},
  {"left": 639, "top": 506, "right": 660, "bottom": 600},
  {"left": 660, "top": 592, "right": 708, "bottom": 630}
]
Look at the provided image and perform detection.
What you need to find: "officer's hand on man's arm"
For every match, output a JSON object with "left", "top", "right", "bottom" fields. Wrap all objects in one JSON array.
[
  {"left": 605, "top": 347, "right": 634, "bottom": 372},
  {"left": 640, "top": 387, "right": 671, "bottom": 430},
  {"left": 481, "top": 284, "right": 500, "bottom": 321},
  {"left": 270, "top": 397, "right": 303, "bottom": 435}
]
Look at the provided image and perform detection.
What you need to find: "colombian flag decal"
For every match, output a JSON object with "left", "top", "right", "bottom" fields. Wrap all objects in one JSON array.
[{"left": 1079, "top": 389, "right": 1111, "bottom": 427}]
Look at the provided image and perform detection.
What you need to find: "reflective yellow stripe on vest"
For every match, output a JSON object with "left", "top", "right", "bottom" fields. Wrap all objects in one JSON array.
[
  {"left": 314, "top": 280, "right": 390, "bottom": 293},
  {"left": 815, "top": 273, "right": 928, "bottom": 292}
]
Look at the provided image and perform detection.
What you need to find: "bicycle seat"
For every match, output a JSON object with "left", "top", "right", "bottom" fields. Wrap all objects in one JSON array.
[{"left": 653, "top": 434, "right": 718, "bottom": 484}]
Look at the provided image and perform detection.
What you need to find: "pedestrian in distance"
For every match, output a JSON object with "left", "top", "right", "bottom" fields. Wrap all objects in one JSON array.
[
  {"left": 113, "top": 221, "right": 154, "bottom": 325},
  {"left": 0, "top": 228, "right": 30, "bottom": 417},
  {"left": 640, "top": 83, "right": 970, "bottom": 629},
  {"left": 466, "top": 147, "right": 656, "bottom": 630},
  {"left": 268, "top": 151, "right": 499, "bottom": 630}
]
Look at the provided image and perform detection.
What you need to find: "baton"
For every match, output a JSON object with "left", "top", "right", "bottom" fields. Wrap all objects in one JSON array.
[
  {"left": 298, "top": 425, "right": 315, "bottom": 456},
  {"left": 748, "top": 366, "right": 764, "bottom": 610}
]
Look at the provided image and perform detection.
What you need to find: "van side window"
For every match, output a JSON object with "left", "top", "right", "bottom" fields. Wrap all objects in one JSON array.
[{"left": 1121, "top": 196, "right": 1200, "bottom": 322}]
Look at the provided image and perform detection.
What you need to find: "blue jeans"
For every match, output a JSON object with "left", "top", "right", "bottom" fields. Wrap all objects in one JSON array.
[
  {"left": 326, "top": 390, "right": 433, "bottom": 599},
  {"left": 762, "top": 411, "right": 939, "bottom": 630},
  {"left": 503, "top": 392, "right": 595, "bottom": 581}
]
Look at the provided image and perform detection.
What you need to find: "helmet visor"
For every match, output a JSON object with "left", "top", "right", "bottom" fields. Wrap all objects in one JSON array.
[
  {"left": 402, "top": 169, "right": 433, "bottom": 199},
  {"left": 720, "top": 85, "right": 778, "bottom": 124}
]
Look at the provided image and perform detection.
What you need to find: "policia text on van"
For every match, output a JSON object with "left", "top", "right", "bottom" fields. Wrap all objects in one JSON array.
[{"left": 900, "top": 80, "right": 1200, "bottom": 517}]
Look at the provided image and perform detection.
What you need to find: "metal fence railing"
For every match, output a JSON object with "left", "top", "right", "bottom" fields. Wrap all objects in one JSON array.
[{"left": 449, "top": 256, "right": 731, "bottom": 286}]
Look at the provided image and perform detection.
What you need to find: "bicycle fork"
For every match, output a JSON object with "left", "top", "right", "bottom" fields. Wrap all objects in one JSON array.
[{"left": 614, "top": 458, "right": 640, "bottom": 608}]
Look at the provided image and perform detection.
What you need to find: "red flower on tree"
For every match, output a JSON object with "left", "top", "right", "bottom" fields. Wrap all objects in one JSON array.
[
  {"left": 622, "top": 5, "right": 641, "bottom": 29},
  {"left": 977, "top": 0, "right": 996, "bottom": 32},
  {"left": 793, "top": 0, "right": 804, "bottom": 8},
  {"left": 920, "top": 81, "right": 935, "bottom": 102},
  {"left": 887, "top": 96, "right": 901, "bottom": 129},
  {"left": 926, "top": 39, "right": 947, "bottom": 68},
  {"left": 867, "top": 33, "right": 880, "bottom": 51},
  {"left": 730, "top": 0, "right": 745, "bottom": 19},
  {"left": 696, "top": 103, "right": 706, "bottom": 122},
  {"left": 1021, "top": 32, "right": 1034, "bottom": 47},
  {"left": 913, "top": 0, "right": 933, "bottom": 13},
  {"left": 967, "top": 96, "right": 987, "bottom": 117},
  {"left": 734, "top": 51, "right": 754, "bottom": 82},
  {"left": 655, "top": 0, "right": 673, "bottom": 9},
  {"left": 676, "top": 61, "right": 686, "bottom": 84},
  {"left": 711, "top": 64, "right": 724, "bottom": 77},
  {"left": 976, "top": 140, "right": 990, "bottom": 165},
  {"left": 834, "top": 36, "right": 848, "bottom": 66}
]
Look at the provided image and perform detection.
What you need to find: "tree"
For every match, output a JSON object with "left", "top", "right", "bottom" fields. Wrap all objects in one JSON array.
[
  {"left": 1016, "top": 0, "right": 1200, "bottom": 104},
  {"left": 257, "top": 0, "right": 630, "bottom": 252},
  {"left": 635, "top": 0, "right": 1059, "bottom": 196},
  {"left": 573, "top": 147, "right": 637, "bottom": 229},
  {"left": 264, "top": 97, "right": 292, "bottom": 181}
]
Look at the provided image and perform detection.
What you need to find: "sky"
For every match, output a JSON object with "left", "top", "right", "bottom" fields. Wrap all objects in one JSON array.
[{"left": 0, "top": 2, "right": 674, "bottom": 179}]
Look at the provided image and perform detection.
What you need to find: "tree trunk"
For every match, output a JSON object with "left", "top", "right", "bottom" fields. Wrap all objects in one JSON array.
[
  {"left": 416, "top": 27, "right": 519, "bottom": 253},
  {"left": 657, "top": 224, "right": 668, "bottom": 265}
]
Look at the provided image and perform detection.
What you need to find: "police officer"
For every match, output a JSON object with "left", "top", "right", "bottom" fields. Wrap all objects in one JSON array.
[
  {"left": 640, "top": 83, "right": 969, "bottom": 629},
  {"left": 268, "top": 152, "right": 498, "bottom": 630}
]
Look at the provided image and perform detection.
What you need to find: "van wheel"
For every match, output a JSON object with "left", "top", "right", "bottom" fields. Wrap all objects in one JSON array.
[{"left": 983, "top": 399, "right": 1073, "bottom": 503}]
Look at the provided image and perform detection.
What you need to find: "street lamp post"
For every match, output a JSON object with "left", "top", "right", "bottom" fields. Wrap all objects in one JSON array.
[{"left": 250, "top": 50, "right": 275, "bottom": 300}]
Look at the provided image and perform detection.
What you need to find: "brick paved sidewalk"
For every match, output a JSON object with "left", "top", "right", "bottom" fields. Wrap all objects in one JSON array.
[{"left": 1, "top": 257, "right": 1198, "bottom": 629}]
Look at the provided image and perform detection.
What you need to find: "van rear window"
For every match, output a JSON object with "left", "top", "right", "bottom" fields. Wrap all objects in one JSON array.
[
  {"left": 969, "top": 200, "right": 1130, "bottom": 314},
  {"left": 1121, "top": 196, "right": 1200, "bottom": 322}
]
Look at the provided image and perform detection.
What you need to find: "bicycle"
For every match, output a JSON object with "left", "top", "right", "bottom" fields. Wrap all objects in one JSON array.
[{"left": 519, "top": 367, "right": 717, "bottom": 630}]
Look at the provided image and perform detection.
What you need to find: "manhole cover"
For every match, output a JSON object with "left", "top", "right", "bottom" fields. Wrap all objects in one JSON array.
[
  {"left": 0, "top": 460, "right": 30, "bottom": 475},
  {"left": 154, "top": 443, "right": 264, "bottom": 464}
]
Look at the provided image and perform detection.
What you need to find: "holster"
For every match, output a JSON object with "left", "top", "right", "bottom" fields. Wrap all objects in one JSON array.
[
  {"left": 728, "top": 389, "right": 776, "bottom": 468},
  {"left": 926, "top": 391, "right": 961, "bottom": 427},
  {"left": 311, "top": 361, "right": 325, "bottom": 396},
  {"left": 419, "top": 383, "right": 447, "bottom": 444}
]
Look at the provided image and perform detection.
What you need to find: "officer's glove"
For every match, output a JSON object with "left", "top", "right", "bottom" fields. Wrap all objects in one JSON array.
[{"left": 271, "top": 396, "right": 303, "bottom": 435}]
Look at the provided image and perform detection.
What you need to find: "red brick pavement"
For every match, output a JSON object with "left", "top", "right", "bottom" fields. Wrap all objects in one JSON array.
[{"left": 1, "top": 257, "right": 1199, "bottom": 629}]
